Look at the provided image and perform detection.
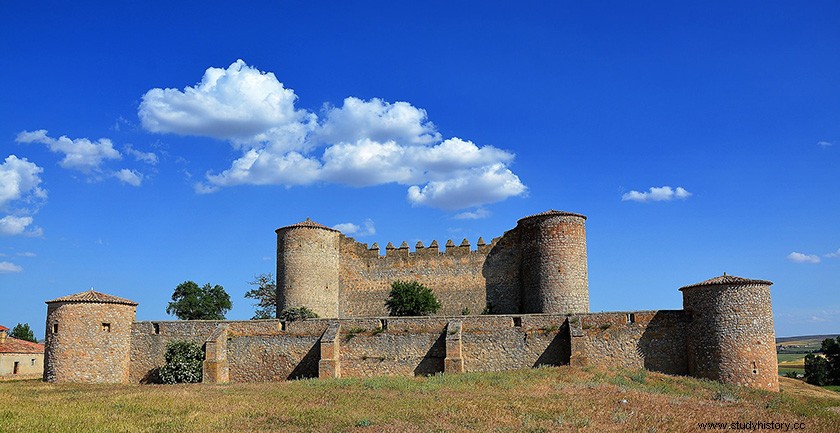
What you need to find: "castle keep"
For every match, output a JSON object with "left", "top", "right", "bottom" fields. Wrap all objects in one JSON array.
[
  {"left": 276, "top": 210, "right": 589, "bottom": 318},
  {"left": 42, "top": 210, "right": 780, "bottom": 391}
]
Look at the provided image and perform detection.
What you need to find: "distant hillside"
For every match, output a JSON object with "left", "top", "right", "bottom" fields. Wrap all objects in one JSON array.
[{"left": 777, "top": 334, "right": 839, "bottom": 344}]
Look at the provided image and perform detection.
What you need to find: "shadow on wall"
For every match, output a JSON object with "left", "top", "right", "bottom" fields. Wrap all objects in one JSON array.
[
  {"left": 413, "top": 333, "right": 446, "bottom": 376},
  {"left": 534, "top": 321, "right": 572, "bottom": 368},
  {"left": 636, "top": 311, "right": 689, "bottom": 375},
  {"left": 482, "top": 234, "right": 521, "bottom": 314},
  {"left": 288, "top": 342, "right": 320, "bottom": 380}
]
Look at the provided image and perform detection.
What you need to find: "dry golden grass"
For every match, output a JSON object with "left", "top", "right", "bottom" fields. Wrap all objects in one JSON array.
[{"left": 1, "top": 367, "right": 838, "bottom": 433}]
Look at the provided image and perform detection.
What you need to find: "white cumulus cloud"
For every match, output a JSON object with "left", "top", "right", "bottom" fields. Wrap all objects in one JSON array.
[
  {"left": 622, "top": 186, "right": 692, "bottom": 203},
  {"left": 0, "top": 155, "right": 46, "bottom": 237},
  {"left": 0, "top": 261, "right": 23, "bottom": 273},
  {"left": 333, "top": 219, "right": 376, "bottom": 237},
  {"left": 124, "top": 145, "right": 159, "bottom": 164},
  {"left": 454, "top": 208, "right": 491, "bottom": 220},
  {"left": 408, "top": 164, "right": 526, "bottom": 210},
  {"left": 0, "top": 215, "right": 36, "bottom": 236},
  {"left": 139, "top": 59, "right": 316, "bottom": 150},
  {"left": 0, "top": 155, "right": 47, "bottom": 208},
  {"left": 114, "top": 169, "right": 143, "bottom": 186},
  {"left": 141, "top": 60, "right": 526, "bottom": 210},
  {"left": 315, "top": 97, "right": 440, "bottom": 146},
  {"left": 16, "top": 130, "right": 121, "bottom": 173},
  {"left": 787, "top": 252, "right": 821, "bottom": 264},
  {"left": 824, "top": 248, "right": 840, "bottom": 259}
]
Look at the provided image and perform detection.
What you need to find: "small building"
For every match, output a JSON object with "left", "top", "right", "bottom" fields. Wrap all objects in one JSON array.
[{"left": 0, "top": 325, "right": 45, "bottom": 379}]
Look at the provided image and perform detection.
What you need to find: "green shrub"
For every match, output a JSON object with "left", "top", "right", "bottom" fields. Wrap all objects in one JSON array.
[
  {"left": 384, "top": 280, "right": 441, "bottom": 316},
  {"left": 158, "top": 340, "right": 204, "bottom": 384},
  {"left": 278, "top": 306, "right": 319, "bottom": 321}
]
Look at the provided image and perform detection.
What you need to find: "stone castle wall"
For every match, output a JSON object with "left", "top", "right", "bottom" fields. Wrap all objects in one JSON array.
[
  {"left": 568, "top": 311, "right": 689, "bottom": 375},
  {"left": 278, "top": 210, "right": 590, "bottom": 318},
  {"left": 120, "top": 311, "right": 689, "bottom": 384},
  {"left": 42, "top": 210, "right": 778, "bottom": 392},
  {"left": 337, "top": 235, "right": 497, "bottom": 317}
]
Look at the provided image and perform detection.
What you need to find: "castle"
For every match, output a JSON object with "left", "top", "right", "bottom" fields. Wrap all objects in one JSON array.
[{"left": 42, "top": 210, "right": 780, "bottom": 391}]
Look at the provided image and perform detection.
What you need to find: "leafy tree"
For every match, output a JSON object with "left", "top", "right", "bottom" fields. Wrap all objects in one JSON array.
[
  {"left": 804, "top": 353, "right": 830, "bottom": 386},
  {"left": 821, "top": 337, "right": 840, "bottom": 385},
  {"left": 9, "top": 323, "right": 37, "bottom": 342},
  {"left": 804, "top": 337, "right": 840, "bottom": 386},
  {"left": 384, "top": 280, "right": 441, "bottom": 316},
  {"left": 278, "top": 306, "right": 319, "bottom": 322},
  {"left": 245, "top": 273, "right": 276, "bottom": 319},
  {"left": 158, "top": 340, "right": 203, "bottom": 384},
  {"left": 166, "top": 281, "right": 232, "bottom": 320}
]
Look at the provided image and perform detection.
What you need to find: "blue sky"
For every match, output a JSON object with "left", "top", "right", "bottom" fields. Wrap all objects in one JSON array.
[{"left": 1, "top": 2, "right": 838, "bottom": 338}]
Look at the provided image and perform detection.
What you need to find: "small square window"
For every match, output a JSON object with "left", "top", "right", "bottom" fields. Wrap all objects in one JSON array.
[
  {"left": 627, "top": 313, "right": 636, "bottom": 324},
  {"left": 101, "top": 323, "right": 111, "bottom": 332}
]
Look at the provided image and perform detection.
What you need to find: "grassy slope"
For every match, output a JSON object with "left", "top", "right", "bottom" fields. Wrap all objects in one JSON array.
[{"left": 1, "top": 367, "right": 839, "bottom": 433}]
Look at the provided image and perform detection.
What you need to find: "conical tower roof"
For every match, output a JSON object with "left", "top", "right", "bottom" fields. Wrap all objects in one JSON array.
[
  {"left": 679, "top": 274, "right": 773, "bottom": 291},
  {"left": 517, "top": 209, "right": 587, "bottom": 223},
  {"left": 276, "top": 217, "right": 339, "bottom": 233},
  {"left": 46, "top": 289, "right": 138, "bottom": 306}
]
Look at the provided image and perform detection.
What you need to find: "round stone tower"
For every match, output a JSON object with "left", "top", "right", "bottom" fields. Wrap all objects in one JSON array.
[
  {"left": 681, "top": 275, "right": 778, "bottom": 391},
  {"left": 276, "top": 218, "right": 341, "bottom": 318},
  {"left": 517, "top": 210, "right": 589, "bottom": 314},
  {"left": 43, "top": 290, "right": 137, "bottom": 383}
]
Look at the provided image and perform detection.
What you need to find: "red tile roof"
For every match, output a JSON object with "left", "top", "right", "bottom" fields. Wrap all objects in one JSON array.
[
  {"left": 45, "top": 290, "right": 138, "bottom": 306},
  {"left": 0, "top": 336, "right": 44, "bottom": 354},
  {"left": 0, "top": 325, "right": 7, "bottom": 332},
  {"left": 679, "top": 274, "right": 773, "bottom": 291}
]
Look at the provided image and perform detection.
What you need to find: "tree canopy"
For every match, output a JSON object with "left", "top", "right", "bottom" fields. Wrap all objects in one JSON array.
[
  {"left": 804, "top": 336, "right": 840, "bottom": 386},
  {"left": 384, "top": 280, "right": 441, "bottom": 316},
  {"left": 244, "top": 273, "right": 276, "bottom": 319},
  {"left": 9, "top": 323, "right": 37, "bottom": 342},
  {"left": 166, "top": 281, "right": 232, "bottom": 320}
]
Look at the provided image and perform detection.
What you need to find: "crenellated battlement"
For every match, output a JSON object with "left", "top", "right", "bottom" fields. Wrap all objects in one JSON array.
[
  {"left": 43, "top": 208, "right": 778, "bottom": 392},
  {"left": 341, "top": 235, "right": 498, "bottom": 259},
  {"left": 277, "top": 210, "right": 590, "bottom": 318}
]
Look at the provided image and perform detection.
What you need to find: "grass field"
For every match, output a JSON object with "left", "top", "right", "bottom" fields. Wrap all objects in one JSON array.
[{"left": 1, "top": 367, "right": 839, "bottom": 433}]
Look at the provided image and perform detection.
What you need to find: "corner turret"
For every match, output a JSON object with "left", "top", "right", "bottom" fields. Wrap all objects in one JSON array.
[
  {"left": 43, "top": 290, "right": 137, "bottom": 383},
  {"left": 681, "top": 275, "right": 778, "bottom": 391}
]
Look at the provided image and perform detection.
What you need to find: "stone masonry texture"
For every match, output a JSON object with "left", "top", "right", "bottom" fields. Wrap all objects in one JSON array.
[
  {"left": 682, "top": 277, "right": 778, "bottom": 391},
  {"left": 277, "top": 209, "right": 590, "bottom": 318},
  {"left": 42, "top": 210, "right": 779, "bottom": 392}
]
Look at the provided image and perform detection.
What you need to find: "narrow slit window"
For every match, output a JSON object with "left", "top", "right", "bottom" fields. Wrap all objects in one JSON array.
[
  {"left": 52, "top": 323, "right": 58, "bottom": 333},
  {"left": 752, "top": 361, "right": 757, "bottom": 375},
  {"left": 31, "top": 358, "right": 36, "bottom": 366},
  {"left": 627, "top": 313, "right": 636, "bottom": 323},
  {"left": 101, "top": 322, "right": 111, "bottom": 332},
  {"left": 152, "top": 323, "right": 160, "bottom": 335}
]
